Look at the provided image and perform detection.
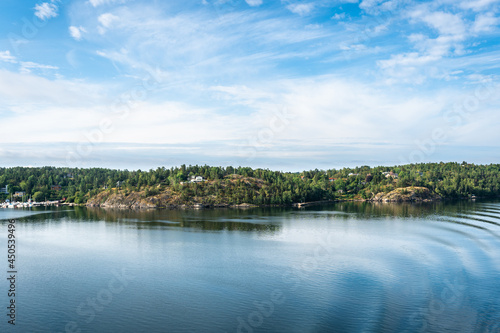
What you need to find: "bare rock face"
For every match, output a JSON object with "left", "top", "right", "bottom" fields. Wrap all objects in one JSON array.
[
  {"left": 372, "top": 187, "right": 441, "bottom": 202},
  {"left": 86, "top": 190, "right": 208, "bottom": 209},
  {"left": 86, "top": 192, "right": 158, "bottom": 209},
  {"left": 85, "top": 176, "right": 269, "bottom": 209}
]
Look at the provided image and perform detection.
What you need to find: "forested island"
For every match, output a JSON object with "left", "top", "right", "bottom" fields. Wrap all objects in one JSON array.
[{"left": 0, "top": 162, "right": 499, "bottom": 209}]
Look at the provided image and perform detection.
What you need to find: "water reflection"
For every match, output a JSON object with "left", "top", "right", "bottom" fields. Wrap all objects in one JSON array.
[
  {"left": 0, "top": 200, "right": 499, "bottom": 332},
  {"left": 2, "top": 199, "right": 498, "bottom": 232}
]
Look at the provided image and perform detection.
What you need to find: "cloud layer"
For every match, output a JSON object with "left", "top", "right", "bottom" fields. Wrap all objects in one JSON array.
[{"left": 0, "top": 0, "right": 499, "bottom": 170}]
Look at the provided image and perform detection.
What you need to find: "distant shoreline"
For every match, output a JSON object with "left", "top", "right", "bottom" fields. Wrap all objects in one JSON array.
[
  {"left": 84, "top": 185, "right": 447, "bottom": 209},
  {"left": 0, "top": 196, "right": 486, "bottom": 210},
  {"left": 84, "top": 196, "right": 486, "bottom": 211},
  {"left": 83, "top": 198, "right": 483, "bottom": 210},
  {"left": 1, "top": 163, "right": 498, "bottom": 209}
]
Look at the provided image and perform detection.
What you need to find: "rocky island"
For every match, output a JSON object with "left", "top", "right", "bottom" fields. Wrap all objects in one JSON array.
[{"left": 1, "top": 162, "right": 497, "bottom": 209}]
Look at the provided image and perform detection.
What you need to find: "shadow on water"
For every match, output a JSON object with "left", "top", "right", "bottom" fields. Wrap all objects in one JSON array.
[
  {"left": 301, "top": 199, "right": 497, "bottom": 219},
  {"left": 2, "top": 199, "right": 499, "bottom": 231},
  {"left": 0, "top": 206, "right": 289, "bottom": 232}
]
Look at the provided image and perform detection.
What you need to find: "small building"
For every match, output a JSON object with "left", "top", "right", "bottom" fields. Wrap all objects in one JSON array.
[
  {"left": 51, "top": 185, "right": 62, "bottom": 191},
  {"left": 190, "top": 176, "right": 205, "bottom": 183},
  {"left": 116, "top": 181, "right": 124, "bottom": 187},
  {"left": 348, "top": 173, "right": 359, "bottom": 177},
  {"left": 383, "top": 171, "right": 398, "bottom": 179},
  {"left": 14, "top": 191, "right": 25, "bottom": 197},
  {"left": 0, "top": 185, "right": 8, "bottom": 194}
]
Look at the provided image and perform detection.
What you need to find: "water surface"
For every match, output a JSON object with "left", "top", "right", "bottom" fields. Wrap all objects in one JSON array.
[{"left": 1, "top": 200, "right": 499, "bottom": 332}]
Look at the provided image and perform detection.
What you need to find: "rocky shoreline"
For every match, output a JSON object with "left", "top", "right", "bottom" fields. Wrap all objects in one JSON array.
[
  {"left": 85, "top": 202, "right": 261, "bottom": 210},
  {"left": 369, "top": 186, "right": 441, "bottom": 203},
  {"left": 85, "top": 186, "right": 445, "bottom": 210}
]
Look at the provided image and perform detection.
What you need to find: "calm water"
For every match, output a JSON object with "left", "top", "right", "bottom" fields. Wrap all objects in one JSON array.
[{"left": 1, "top": 201, "right": 500, "bottom": 333}]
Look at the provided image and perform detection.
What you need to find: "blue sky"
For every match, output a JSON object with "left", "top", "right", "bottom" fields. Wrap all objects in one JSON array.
[{"left": 0, "top": 0, "right": 499, "bottom": 171}]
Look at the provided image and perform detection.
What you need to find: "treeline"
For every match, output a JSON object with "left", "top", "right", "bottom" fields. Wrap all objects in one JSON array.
[{"left": 0, "top": 162, "right": 499, "bottom": 204}]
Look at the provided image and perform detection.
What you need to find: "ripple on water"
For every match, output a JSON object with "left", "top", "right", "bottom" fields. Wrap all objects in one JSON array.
[{"left": 1, "top": 202, "right": 499, "bottom": 332}]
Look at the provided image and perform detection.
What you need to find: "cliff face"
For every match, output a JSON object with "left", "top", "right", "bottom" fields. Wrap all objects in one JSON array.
[
  {"left": 372, "top": 186, "right": 440, "bottom": 202},
  {"left": 86, "top": 190, "right": 254, "bottom": 209},
  {"left": 86, "top": 192, "right": 160, "bottom": 209},
  {"left": 86, "top": 175, "right": 266, "bottom": 209},
  {"left": 86, "top": 184, "right": 441, "bottom": 209}
]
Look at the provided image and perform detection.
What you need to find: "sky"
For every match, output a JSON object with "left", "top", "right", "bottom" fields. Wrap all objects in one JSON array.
[{"left": 0, "top": 0, "right": 499, "bottom": 171}]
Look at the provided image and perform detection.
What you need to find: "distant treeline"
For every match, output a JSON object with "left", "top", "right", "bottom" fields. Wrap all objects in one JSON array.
[{"left": 0, "top": 162, "right": 499, "bottom": 204}]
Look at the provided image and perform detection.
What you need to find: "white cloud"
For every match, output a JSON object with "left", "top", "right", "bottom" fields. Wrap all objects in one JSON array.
[
  {"left": 378, "top": 52, "right": 439, "bottom": 68},
  {"left": 98, "top": 13, "right": 119, "bottom": 34},
  {"left": 98, "top": 13, "right": 119, "bottom": 28},
  {"left": 0, "top": 51, "right": 17, "bottom": 63},
  {"left": 466, "top": 73, "right": 496, "bottom": 83},
  {"left": 459, "top": 0, "right": 500, "bottom": 11},
  {"left": 377, "top": 5, "right": 470, "bottom": 82},
  {"left": 331, "top": 13, "right": 346, "bottom": 20},
  {"left": 209, "top": 76, "right": 463, "bottom": 150},
  {"left": 34, "top": 2, "right": 58, "bottom": 20},
  {"left": 89, "top": 0, "right": 106, "bottom": 6},
  {"left": 0, "top": 72, "right": 451, "bottom": 149},
  {"left": 1, "top": 0, "right": 499, "bottom": 169},
  {"left": 287, "top": 3, "right": 315, "bottom": 16},
  {"left": 87, "top": 5, "right": 338, "bottom": 83},
  {"left": 359, "top": 0, "right": 400, "bottom": 14},
  {"left": 245, "top": 0, "right": 263, "bottom": 6},
  {"left": 0, "top": 69, "right": 103, "bottom": 111},
  {"left": 0, "top": 51, "right": 59, "bottom": 74},
  {"left": 19, "top": 62, "right": 59, "bottom": 74},
  {"left": 409, "top": 8, "right": 466, "bottom": 37},
  {"left": 339, "top": 43, "right": 367, "bottom": 51},
  {"left": 0, "top": 59, "right": 497, "bottom": 168},
  {"left": 472, "top": 13, "right": 499, "bottom": 33},
  {"left": 0, "top": 51, "right": 58, "bottom": 74},
  {"left": 69, "top": 26, "right": 86, "bottom": 41},
  {"left": 89, "top": 0, "right": 124, "bottom": 7},
  {"left": 359, "top": 0, "right": 382, "bottom": 10},
  {"left": 366, "top": 21, "right": 390, "bottom": 34},
  {"left": 210, "top": 84, "right": 274, "bottom": 107}
]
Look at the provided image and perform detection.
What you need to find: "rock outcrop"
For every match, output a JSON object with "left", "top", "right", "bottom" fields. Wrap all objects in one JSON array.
[
  {"left": 372, "top": 186, "right": 440, "bottom": 202},
  {"left": 86, "top": 192, "right": 159, "bottom": 209}
]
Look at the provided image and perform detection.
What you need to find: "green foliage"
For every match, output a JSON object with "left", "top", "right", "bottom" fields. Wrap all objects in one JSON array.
[
  {"left": 0, "top": 162, "right": 498, "bottom": 204},
  {"left": 33, "top": 191, "right": 44, "bottom": 202}
]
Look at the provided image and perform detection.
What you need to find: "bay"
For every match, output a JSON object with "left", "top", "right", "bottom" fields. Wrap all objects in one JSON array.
[{"left": 1, "top": 200, "right": 499, "bottom": 332}]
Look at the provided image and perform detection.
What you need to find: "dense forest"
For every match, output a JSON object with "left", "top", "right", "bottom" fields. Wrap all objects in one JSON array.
[{"left": 0, "top": 162, "right": 499, "bottom": 206}]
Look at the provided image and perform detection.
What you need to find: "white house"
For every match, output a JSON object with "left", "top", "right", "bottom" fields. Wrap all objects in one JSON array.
[
  {"left": 382, "top": 171, "right": 398, "bottom": 179},
  {"left": 190, "top": 176, "right": 205, "bottom": 183}
]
